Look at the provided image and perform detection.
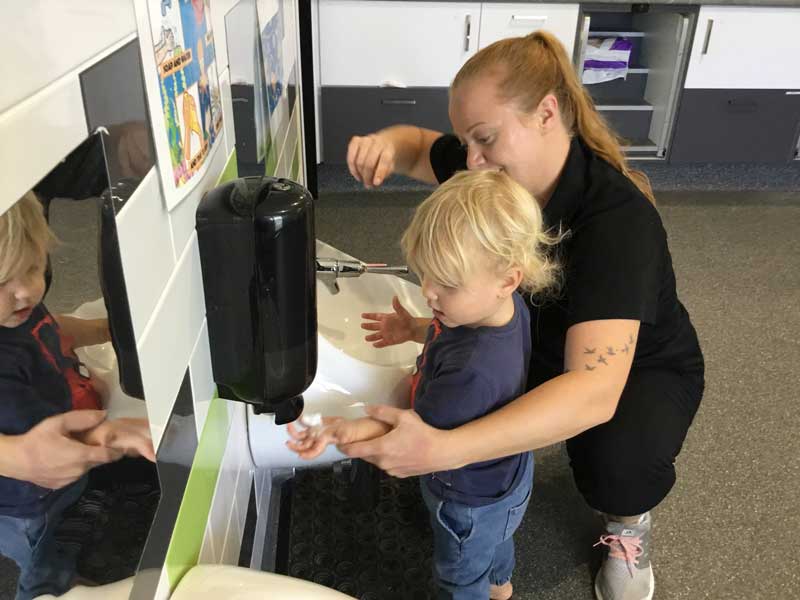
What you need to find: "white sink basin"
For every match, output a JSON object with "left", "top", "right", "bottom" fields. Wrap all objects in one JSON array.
[
  {"left": 248, "top": 241, "right": 428, "bottom": 468},
  {"left": 171, "top": 565, "right": 356, "bottom": 599},
  {"left": 69, "top": 299, "right": 149, "bottom": 423}
]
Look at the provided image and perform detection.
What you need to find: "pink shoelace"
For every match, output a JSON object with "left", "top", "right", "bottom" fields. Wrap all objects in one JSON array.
[{"left": 594, "top": 534, "right": 643, "bottom": 577}]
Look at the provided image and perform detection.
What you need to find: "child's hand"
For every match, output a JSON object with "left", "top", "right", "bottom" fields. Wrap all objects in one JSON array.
[
  {"left": 361, "top": 296, "right": 418, "bottom": 347},
  {"left": 286, "top": 417, "right": 344, "bottom": 460},
  {"left": 78, "top": 418, "right": 156, "bottom": 462},
  {"left": 286, "top": 416, "right": 392, "bottom": 460}
]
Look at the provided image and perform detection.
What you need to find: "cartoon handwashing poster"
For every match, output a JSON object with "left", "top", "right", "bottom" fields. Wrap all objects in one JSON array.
[{"left": 147, "top": 0, "right": 223, "bottom": 206}]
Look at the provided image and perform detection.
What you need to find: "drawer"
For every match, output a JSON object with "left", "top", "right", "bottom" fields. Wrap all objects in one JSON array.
[
  {"left": 669, "top": 89, "right": 800, "bottom": 163},
  {"left": 321, "top": 87, "right": 450, "bottom": 163},
  {"left": 319, "top": 1, "right": 479, "bottom": 87},
  {"left": 478, "top": 3, "right": 580, "bottom": 58},
  {"left": 685, "top": 7, "right": 800, "bottom": 90}
]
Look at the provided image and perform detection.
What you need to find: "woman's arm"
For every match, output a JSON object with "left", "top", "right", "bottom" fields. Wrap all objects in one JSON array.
[
  {"left": 347, "top": 125, "right": 442, "bottom": 187},
  {"left": 0, "top": 411, "right": 121, "bottom": 488},
  {"left": 341, "top": 319, "right": 640, "bottom": 476},
  {"left": 54, "top": 315, "right": 110, "bottom": 349}
]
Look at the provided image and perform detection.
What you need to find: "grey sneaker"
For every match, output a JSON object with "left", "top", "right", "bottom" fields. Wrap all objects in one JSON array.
[{"left": 594, "top": 512, "right": 654, "bottom": 600}]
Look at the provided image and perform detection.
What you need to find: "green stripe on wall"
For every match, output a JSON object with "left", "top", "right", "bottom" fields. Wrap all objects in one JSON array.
[
  {"left": 217, "top": 148, "right": 238, "bottom": 186},
  {"left": 163, "top": 147, "right": 239, "bottom": 590},
  {"left": 164, "top": 394, "right": 230, "bottom": 589},
  {"left": 265, "top": 142, "right": 278, "bottom": 176},
  {"left": 290, "top": 142, "right": 300, "bottom": 182}
]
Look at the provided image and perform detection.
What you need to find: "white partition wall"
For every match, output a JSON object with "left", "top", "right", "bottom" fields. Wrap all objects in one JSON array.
[{"left": 1, "top": 1, "right": 309, "bottom": 597}]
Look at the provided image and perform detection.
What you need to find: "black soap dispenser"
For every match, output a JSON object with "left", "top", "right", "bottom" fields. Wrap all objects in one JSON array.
[{"left": 196, "top": 177, "right": 316, "bottom": 424}]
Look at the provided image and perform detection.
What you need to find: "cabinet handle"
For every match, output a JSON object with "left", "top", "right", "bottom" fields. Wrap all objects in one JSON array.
[
  {"left": 464, "top": 15, "right": 471, "bottom": 52},
  {"left": 511, "top": 15, "right": 547, "bottom": 24},
  {"left": 726, "top": 99, "right": 757, "bottom": 113},
  {"left": 701, "top": 19, "right": 714, "bottom": 55},
  {"left": 786, "top": 91, "right": 800, "bottom": 96},
  {"left": 381, "top": 99, "right": 416, "bottom": 106}
]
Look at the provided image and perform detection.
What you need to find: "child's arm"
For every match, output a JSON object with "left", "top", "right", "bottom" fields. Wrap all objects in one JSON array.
[
  {"left": 286, "top": 416, "right": 391, "bottom": 460},
  {"left": 411, "top": 318, "right": 432, "bottom": 344},
  {"left": 54, "top": 315, "right": 111, "bottom": 349},
  {"left": 75, "top": 417, "right": 156, "bottom": 462}
]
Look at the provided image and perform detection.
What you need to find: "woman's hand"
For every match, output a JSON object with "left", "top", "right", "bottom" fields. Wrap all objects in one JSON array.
[
  {"left": 337, "top": 405, "right": 459, "bottom": 477},
  {"left": 347, "top": 133, "right": 397, "bottom": 188},
  {"left": 0, "top": 411, "right": 122, "bottom": 489},
  {"left": 361, "top": 296, "right": 422, "bottom": 348}
]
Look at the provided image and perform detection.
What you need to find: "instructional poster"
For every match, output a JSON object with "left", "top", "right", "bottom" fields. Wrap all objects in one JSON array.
[{"left": 148, "top": 0, "right": 223, "bottom": 199}]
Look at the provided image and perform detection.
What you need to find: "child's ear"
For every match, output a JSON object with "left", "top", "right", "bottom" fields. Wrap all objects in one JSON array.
[{"left": 498, "top": 268, "right": 523, "bottom": 298}]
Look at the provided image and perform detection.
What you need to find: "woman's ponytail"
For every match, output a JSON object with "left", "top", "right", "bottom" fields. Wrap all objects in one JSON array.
[{"left": 453, "top": 30, "right": 656, "bottom": 205}]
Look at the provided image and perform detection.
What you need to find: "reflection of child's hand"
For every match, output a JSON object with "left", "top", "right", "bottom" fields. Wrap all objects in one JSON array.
[
  {"left": 55, "top": 315, "right": 111, "bottom": 348},
  {"left": 78, "top": 418, "right": 156, "bottom": 462},
  {"left": 286, "top": 417, "right": 392, "bottom": 460}
]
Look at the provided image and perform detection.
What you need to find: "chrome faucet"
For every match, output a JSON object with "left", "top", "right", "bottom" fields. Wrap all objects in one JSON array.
[{"left": 316, "top": 258, "right": 409, "bottom": 294}]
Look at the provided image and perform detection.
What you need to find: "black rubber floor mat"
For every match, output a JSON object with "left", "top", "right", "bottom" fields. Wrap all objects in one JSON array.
[
  {"left": 56, "top": 458, "right": 159, "bottom": 585},
  {"left": 286, "top": 467, "right": 439, "bottom": 599}
]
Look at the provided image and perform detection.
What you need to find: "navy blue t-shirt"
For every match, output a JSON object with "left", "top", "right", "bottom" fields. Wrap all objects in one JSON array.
[
  {"left": 413, "top": 292, "right": 532, "bottom": 507},
  {"left": 0, "top": 304, "right": 99, "bottom": 518}
]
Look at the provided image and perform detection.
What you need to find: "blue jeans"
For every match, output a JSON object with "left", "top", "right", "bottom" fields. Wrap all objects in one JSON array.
[
  {"left": 420, "top": 456, "right": 534, "bottom": 600},
  {"left": 0, "top": 477, "right": 86, "bottom": 600}
]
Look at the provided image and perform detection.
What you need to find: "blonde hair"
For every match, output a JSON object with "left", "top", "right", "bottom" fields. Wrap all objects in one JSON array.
[
  {"left": 452, "top": 30, "right": 656, "bottom": 205},
  {"left": 0, "top": 191, "right": 56, "bottom": 282},
  {"left": 401, "top": 170, "right": 560, "bottom": 295}
]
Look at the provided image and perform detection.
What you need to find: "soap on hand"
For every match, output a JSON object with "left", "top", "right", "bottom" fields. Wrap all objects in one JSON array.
[
  {"left": 300, "top": 412, "right": 323, "bottom": 428},
  {"left": 297, "top": 412, "right": 324, "bottom": 437}
]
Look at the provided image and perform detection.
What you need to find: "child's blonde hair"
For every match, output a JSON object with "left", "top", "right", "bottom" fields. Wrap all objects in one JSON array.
[
  {"left": 401, "top": 170, "right": 560, "bottom": 295},
  {"left": 0, "top": 191, "right": 56, "bottom": 282}
]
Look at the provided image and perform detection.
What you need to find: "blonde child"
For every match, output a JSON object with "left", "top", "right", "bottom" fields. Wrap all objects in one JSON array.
[
  {"left": 0, "top": 192, "right": 154, "bottom": 600},
  {"left": 288, "top": 170, "right": 559, "bottom": 600}
]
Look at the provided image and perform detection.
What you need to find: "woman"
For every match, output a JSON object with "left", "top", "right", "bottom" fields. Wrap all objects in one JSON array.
[{"left": 341, "top": 31, "right": 704, "bottom": 600}]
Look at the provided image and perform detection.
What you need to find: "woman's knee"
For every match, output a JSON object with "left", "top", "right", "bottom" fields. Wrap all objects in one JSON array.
[{"left": 566, "top": 369, "right": 702, "bottom": 514}]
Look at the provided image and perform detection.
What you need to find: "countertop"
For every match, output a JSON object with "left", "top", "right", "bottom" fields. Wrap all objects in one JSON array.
[{"left": 375, "top": 1, "right": 800, "bottom": 7}]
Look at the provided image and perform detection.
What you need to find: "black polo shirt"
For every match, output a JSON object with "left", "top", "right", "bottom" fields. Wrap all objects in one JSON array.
[{"left": 429, "top": 134, "right": 704, "bottom": 389}]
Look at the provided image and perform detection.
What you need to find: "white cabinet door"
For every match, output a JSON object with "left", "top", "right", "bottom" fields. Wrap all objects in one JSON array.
[
  {"left": 684, "top": 6, "right": 800, "bottom": 89},
  {"left": 319, "top": 0, "right": 480, "bottom": 87},
  {"left": 478, "top": 3, "right": 580, "bottom": 59}
]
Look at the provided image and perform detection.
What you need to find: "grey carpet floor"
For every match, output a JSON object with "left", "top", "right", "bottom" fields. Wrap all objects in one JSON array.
[
  {"left": 2, "top": 189, "right": 798, "bottom": 599},
  {"left": 312, "top": 189, "right": 800, "bottom": 600}
]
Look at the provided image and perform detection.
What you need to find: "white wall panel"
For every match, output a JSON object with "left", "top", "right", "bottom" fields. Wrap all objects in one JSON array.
[
  {"left": 0, "top": 1, "right": 137, "bottom": 112},
  {"left": 168, "top": 141, "right": 228, "bottom": 261},
  {"left": 221, "top": 499, "right": 243, "bottom": 565},
  {"left": 189, "top": 320, "right": 216, "bottom": 437},
  {"left": 198, "top": 529, "right": 217, "bottom": 565},
  {"left": 137, "top": 235, "right": 206, "bottom": 449},
  {"left": 219, "top": 69, "right": 237, "bottom": 158},
  {"left": 115, "top": 169, "right": 176, "bottom": 343},
  {"left": 0, "top": 76, "right": 87, "bottom": 214},
  {"left": 210, "top": 0, "right": 243, "bottom": 71},
  {"left": 203, "top": 415, "right": 239, "bottom": 558}
]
